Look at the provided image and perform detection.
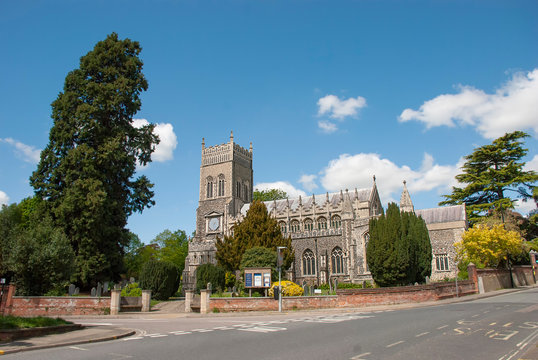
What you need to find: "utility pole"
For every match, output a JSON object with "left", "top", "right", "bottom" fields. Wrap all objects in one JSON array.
[{"left": 277, "top": 246, "right": 286, "bottom": 312}]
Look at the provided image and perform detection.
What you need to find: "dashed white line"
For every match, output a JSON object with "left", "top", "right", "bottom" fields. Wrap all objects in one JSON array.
[
  {"left": 350, "top": 352, "right": 371, "bottom": 359},
  {"left": 169, "top": 331, "right": 192, "bottom": 335},
  {"left": 386, "top": 340, "right": 404, "bottom": 348},
  {"left": 472, "top": 314, "right": 480, "bottom": 318},
  {"left": 123, "top": 336, "right": 144, "bottom": 341},
  {"left": 503, "top": 322, "right": 513, "bottom": 327},
  {"left": 69, "top": 346, "right": 88, "bottom": 351},
  {"left": 192, "top": 329, "right": 213, "bottom": 333},
  {"left": 146, "top": 333, "right": 167, "bottom": 338},
  {"left": 437, "top": 325, "right": 448, "bottom": 330},
  {"left": 415, "top": 332, "right": 429, "bottom": 337}
]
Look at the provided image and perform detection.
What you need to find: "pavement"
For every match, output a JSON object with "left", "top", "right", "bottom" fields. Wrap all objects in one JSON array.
[{"left": 0, "top": 287, "right": 537, "bottom": 358}]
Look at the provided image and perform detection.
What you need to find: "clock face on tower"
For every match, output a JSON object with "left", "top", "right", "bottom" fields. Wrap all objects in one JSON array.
[{"left": 209, "top": 217, "right": 220, "bottom": 231}]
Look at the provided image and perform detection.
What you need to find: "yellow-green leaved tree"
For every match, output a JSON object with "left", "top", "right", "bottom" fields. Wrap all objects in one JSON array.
[{"left": 455, "top": 224, "right": 523, "bottom": 268}]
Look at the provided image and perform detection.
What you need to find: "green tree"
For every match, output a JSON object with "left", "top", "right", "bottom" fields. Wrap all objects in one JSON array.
[
  {"left": 366, "top": 203, "right": 432, "bottom": 287},
  {"left": 123, "top": 232, "right": 158, "bottom": 279},
  {"left": 1, "top": 201, "right": 75, "bottom": 295},
  {"left": 151, "top": 229, "right": 189, "bottom": 272},
  {"left": 252, "top": 188, "right": 288, "bottom": 202},
  {"left": 440, "top": 131, "right": 537, "bottom": 223},
  {"left": 195, "top": 263, "right": 225, "bottom": 293},
  {"left": 139, "top": 260, "right": 180, "bottom": 300},
  {"left": 215, "top": 201, "right": 293, "bottom": 273},
  {"left": 240, "top": 246, "right": 278, "bottom": 281},
  {"left": 29, "top": 33, "right": 158, "bottom": 287}
]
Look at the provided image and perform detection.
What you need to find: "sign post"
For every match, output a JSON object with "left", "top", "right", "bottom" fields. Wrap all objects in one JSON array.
[{"left": 277, "top": 246, "right": 286, "bottom": 313}]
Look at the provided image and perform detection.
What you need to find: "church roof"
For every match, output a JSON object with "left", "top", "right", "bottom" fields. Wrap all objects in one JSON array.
[
  {"left": 240, "top": 187, "right": 373, "bottom": 216},
  {"left": 415, "top": 205, "right": 466, "bottom": 224}
]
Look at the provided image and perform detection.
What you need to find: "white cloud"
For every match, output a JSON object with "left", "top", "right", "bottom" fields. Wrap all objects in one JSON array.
[
  {"left": 524, "top": 154, "right": 538, "bottom": 172},
  {"left": 399, "top": 69, "right": 538, "bottom": 139},
  {"left": 1, "top": 138, "right": 41, "bottom": 163},
  {"left": 298, "top": 174, "right": 318, "bottom": 193},
  {"left": 133, "top": 119, "right": 178, "bottom": 162},
  {"left": 320, "top": 152, "right": 461, "bottom": 203},
  {"left": 254, "top": 181, "right": 307, "bottom": 199},
  {"left": 514, "top": 198, "right": 537, "bottom": 216},
  {"left": 317, "top": 120, "right": 338, "bottom": 133},
  {"left": 0, "top": 191, "right": 9, "bottom": 206},
  {"left": 317, "top": 94, "right": 367, "bottom": 119}
]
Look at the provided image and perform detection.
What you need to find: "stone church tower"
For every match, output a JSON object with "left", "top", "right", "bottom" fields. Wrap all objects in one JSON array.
[{"left": 182, "top": 132, "right": 253, "bottom": 290}]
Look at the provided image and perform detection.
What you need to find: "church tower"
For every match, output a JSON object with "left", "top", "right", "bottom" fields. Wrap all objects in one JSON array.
[{"left": 183, "top": 132, "right": 253, "bottom": 290}]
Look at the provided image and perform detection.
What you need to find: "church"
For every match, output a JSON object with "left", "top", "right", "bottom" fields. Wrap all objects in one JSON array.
[{"left": 182, "top": 133, "right": 467, "bottom": 290}]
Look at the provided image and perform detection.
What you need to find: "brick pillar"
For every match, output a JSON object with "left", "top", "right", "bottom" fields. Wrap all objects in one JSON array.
[
  {"left": 184, "top": 290, "right": 193, "bottom": 313},
  {"left": 467, "top": 262, "right": 478, "bottom": 291},
  {"left": 141, "top": 290, "right": 151, "bottom": 312},
  {"left": 110, "top": 289, "right": 121, "bottom": 315},
  {"left": 1, "top": 284, "right": 15, "bottom": 315},
  {"left": 200, "top": 289, "right": 210, "bottom": 314}
]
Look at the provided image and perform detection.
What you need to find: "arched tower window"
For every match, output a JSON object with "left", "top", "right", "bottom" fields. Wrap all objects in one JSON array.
[
  {"left": 206, "top": 177, "right": 214, "bottom": 198},
  {"left": 331, "top": 247, "right": 344, "bottom": 274},
  {"left": 279, "top": 221, "right": 287, "bottom": 234},
  {"left": 317, "top": 216, "right": 327, "bottom": 230},
  {"left": 302, "top": 249, "right": 316, "bottom": 276},
  {"left": 304, "top": 218, "right": 313, "bottom": 231},
  {"left": 331, "top": 215, "right": 341, "bottom": 229},
  {"left": 218, "top": 175, "right": 225, "bottom": 196},
  {"left": 290, "top": 220, "right": 300, "bottom": 232}
]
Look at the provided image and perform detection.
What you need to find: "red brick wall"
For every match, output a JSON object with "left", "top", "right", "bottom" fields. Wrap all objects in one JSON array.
[
  {"left": 8, "top": 296, "right": 111, "bottom": 316},
  {"left": 210, "top": 281, "right": 477, "bottom": 312}
]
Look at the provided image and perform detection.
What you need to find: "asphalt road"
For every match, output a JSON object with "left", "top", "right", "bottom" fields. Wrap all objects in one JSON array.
[{"left": 5, "top": 288, "right": 538, "bottom": 360}]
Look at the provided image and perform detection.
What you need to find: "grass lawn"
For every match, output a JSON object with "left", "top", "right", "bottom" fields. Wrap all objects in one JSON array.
[{"left": 0, "top": 315, "right": 72, "bottom": 330}]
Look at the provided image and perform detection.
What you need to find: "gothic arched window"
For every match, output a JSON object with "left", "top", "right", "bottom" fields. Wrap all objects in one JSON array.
[
  {"left": 317, "top": 216, "right": 327, "bottom": 230},
  {"left": 206, "top": 177, "right": 214, "bottom": 198},
  {"left": 279, "top": 221, "right": 287, "bottom": 234},
  {"left": 218, "top": 175, "right": 225, "bottom": 197},
  {"left": 304, "top": 218, "right": 313, "bottom": 231},
  {"left": 331, "top": 247, "right": 344, "bottom": 274},
  {"left": 290, "top": 220, "right": 300, "bottom": 232},
  {"left": 331, "top": 215, "right": 341, "bottom": 229},
  {"left": 302, "top": 249, "right": 316, "bottom": 276}
]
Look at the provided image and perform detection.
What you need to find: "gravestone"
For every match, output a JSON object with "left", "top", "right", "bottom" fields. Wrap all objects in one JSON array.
[
  {"left": 74, "top": 287, "right": 79, "bottom": 295},
  {"left": 303, "top": 285, "right": 308, "bottom": 296},
  {"left": 103, "top": 281, "right": 109, "bottom": 294},
  {"left": 68, "top": 284, "right": 76, "bottom": 296},
  {"left": 96, "top": 282, "right": 102, "bottom": 297},
  {"left": 129, "top": 277, "right": 135, "bottom": 283},
  {"left": 91, "top": 287, "right": 97, "bottom": 297},
  {"left": 207, "top": 282, "right": 212, "bottom": 291},
  {"left": 333, "top": 278, "right": 338, "bottom": 290},
  {"left": 362, "top": 280, "right": 367, "bottom": 288}
]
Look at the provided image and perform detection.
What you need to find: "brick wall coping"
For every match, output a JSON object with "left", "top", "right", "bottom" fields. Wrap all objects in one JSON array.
[
  {"left": 210, "top": 295, "right": 338, "bottom": 300},
  {"left": 337, "top": 281, "right": 474, "bottom": 295},
  {"left": 12, "top": 296, "right": 110, "bottom": 299}
]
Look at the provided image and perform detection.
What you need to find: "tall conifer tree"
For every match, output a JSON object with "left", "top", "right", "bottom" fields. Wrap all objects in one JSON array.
[{"left": 30, "top": 33, "right": 158, "bottom": 286}]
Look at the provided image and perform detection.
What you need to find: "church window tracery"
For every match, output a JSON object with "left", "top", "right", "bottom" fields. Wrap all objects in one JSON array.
[
  {"left": 317, "top": 217, "right": 327, "bottom": 230},
  {"left": 218, "top": 175, "right": 225, "bottom": 196},
  {"left": 302, "top": 249, "right": 316, "bottom": 276},
  {"left": 290, "top": 220, "right": 300, "bottom": 232},
  {"left": 304, "top": 218, "right": 313, "bottom": 231},
  {"left": 279, "top": 221, "right": 287, "bottom": 233},
  {"left": 206, "top": 177, "right": 214, "bottom": 198},
  {"left": 331, "top": 215, "right": 341, "bottom": 229},
  {"left": 331, "top": 247, "right": 344, "bottom": 274}
]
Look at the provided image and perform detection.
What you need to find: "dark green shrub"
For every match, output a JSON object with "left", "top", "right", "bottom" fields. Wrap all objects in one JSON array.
[
  {"left": 140, "top": 260, "right": 180, "bottom": 300},
  {"left": 337, "top": 283, "right": 363, "bottom": 289},
  {"left": 196, "top": 263, "right": 225, "bottom": 293}
]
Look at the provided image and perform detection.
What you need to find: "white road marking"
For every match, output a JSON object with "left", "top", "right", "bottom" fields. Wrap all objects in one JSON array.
[
  {"left": 350, "top": 352, "right": 371, "bottom": 359},
  {"left": 169, "top": 331, "right": 192, "bottom": 335},
  {"left": 213, "top": 326, "right": 233, "bottom": 330},
  {"left": 233, "top": 324, "right": 248, "bottom": 327},
  {"left": 472, "top": 314, "right": 480, "bottom": 318},
  {"left": 489, "top": 330, "right": 519, "bottom": 341},
  {"left": 237, "top": 326, "right": 287, "bottom": 333},
  {"left": 483, "top": 310, "right": 490, "bottom": 314},
  {"left": 437, "top": 325, "right": 448, "bottom": 330},
  {"left": 77, "top": 322, "right": 115, "bottom": 326},
  {"left": 503, "top": 322, "right": 513, "bottom": 327},
  {"left": 123, "top": 336, "right": 144, "bottom": 341},
  {"left": 69, "top": 346, "right": 88, "bottom": 351},
  {"left": 490, "top": 322, "right": 497, "bottom": 326},
  {"left": 192, "top": 329, "right": 213, "bottom": 332},
  {"left": 146, "top": 333, "right": 168, "bottom": 338},
  {"left": 415, "top": 332, "right": 429, "bottom": 337},
  {"left": 386, "top": 340, "right": 404, "bottom": 348}
]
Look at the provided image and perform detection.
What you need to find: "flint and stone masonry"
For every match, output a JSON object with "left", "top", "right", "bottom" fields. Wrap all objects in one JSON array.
[{"left": 182, "top": 133, "right": 467, "bottom": 290}]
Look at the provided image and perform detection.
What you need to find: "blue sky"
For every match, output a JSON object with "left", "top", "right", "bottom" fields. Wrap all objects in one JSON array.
[{"left": 1, "top": 0, "right": 537, "bottom": 244}]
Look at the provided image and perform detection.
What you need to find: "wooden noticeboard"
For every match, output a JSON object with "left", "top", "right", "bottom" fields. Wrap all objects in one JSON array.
[{"left": 244, "top": 267, "right": 272, "bottom": 288}]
